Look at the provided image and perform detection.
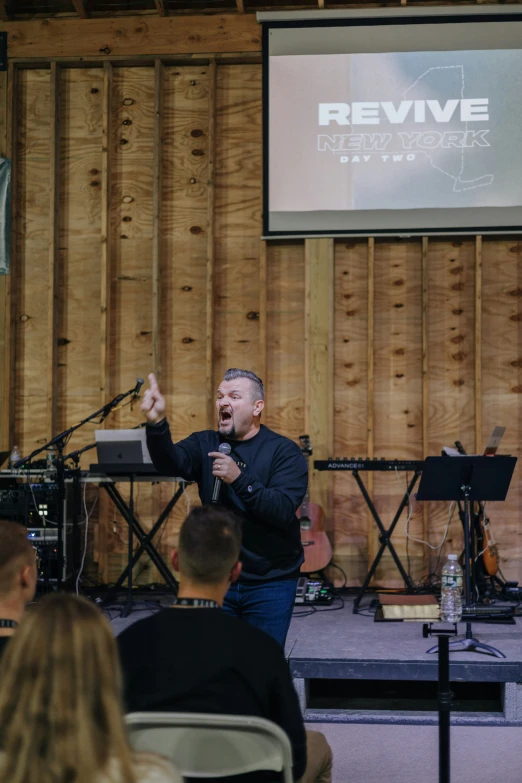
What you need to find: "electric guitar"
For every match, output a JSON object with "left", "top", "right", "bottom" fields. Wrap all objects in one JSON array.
[
  {"left": 298, "top": 435, "right": 333, "bottom": 574},
  {"left": 479, "top": 512, "right": 499, "bottom": 577},
  {"left": 454, "top": 441, "right": 500, "bottom": 577}
]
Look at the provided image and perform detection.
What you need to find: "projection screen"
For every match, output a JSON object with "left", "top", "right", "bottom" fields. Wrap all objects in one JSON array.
[{"left": 261, "top": 9, "right": 522, "bottom": 236}]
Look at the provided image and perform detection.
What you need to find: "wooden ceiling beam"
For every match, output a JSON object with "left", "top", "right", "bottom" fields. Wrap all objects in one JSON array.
[
  {"left": 236, "top": 0, "right": 245, "bottom": 14},
  {"left": 0, "top": 15, "right": 261, "bottom": 58},
  {"left": 0, "top": 2, "right": 8, "bottom": 23},
  {"left": 154, "top": 0, "right": 166, "bottom": 15},
  {"left": 71, "top": 0, "right": 89, "bottom": 17}
]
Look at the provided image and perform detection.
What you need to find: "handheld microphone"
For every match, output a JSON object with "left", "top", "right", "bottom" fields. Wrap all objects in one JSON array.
[
  {"left": 211, "top": 442, "right": 232, "bottom": 504},
  {"left": 133, "top": 378, "right": 145, "bottom": 398}
]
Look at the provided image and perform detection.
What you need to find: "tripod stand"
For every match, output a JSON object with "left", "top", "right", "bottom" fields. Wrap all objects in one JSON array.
[{"left": 417, "top": 455, "right": 516, "bottom": 658}]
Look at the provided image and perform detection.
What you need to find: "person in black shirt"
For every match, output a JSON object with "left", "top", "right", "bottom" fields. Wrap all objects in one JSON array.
[
  {"left": 0, "top": 519, "right": 38, "bottom": 660},
  {"left": 117, "top": 506, "right": 332, "bottom": 783},
  {"left": 142, "top": 368, "right": 308, "bottom": 647}
]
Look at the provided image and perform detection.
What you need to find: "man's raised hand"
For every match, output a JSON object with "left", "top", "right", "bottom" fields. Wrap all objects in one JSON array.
[{"left": 141, "top": 373, "right": 166, "bottom": 424}]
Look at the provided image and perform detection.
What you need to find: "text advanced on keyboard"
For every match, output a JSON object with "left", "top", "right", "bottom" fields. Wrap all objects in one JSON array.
[{"left": 313, "top": 459, "right": 425, "bottom": 471}]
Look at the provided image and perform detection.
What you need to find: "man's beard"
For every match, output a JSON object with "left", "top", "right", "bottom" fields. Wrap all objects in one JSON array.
[{"left": 218, "top": 420, "right": 236, "bottom": 439}]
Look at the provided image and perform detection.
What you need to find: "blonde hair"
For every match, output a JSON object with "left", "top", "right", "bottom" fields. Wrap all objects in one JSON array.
[{"left": 0, "top": 593, "right": 137, "bottom": 783}]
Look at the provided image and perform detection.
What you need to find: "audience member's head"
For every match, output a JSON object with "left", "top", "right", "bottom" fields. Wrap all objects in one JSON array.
[
  {"left": 0, "top": 519, "right": 37, "bottom": 631},
  {"left": 172, "top": 506, "right": 242, "bottom": 600},
  {"left": 0, "top": 593, "right": 145, "bottom": 783}
]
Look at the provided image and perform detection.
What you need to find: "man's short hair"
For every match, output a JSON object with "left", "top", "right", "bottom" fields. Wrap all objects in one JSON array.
[
  {"left": 178, "top": 506, "right": 242, "bottom": 584},
  {"left": 0, "top": 519, "right": 35, "bottom": 596},
  {"left": 223, "top": 368, "right": 264, "bottom": 402}
]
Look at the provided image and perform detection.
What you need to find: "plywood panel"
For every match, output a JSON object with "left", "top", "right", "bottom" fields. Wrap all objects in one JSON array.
[
  {"left": 161, "top": 65, "right": 210, "bottom": 443},
  {"left": 148, "top": 63, "right": 216, "bottom": 558},
  {"left": 425, "top": 239, "right": 476, "bottom": 571},
  {"left": 108, "top": 67, "right": 155, "bottom": 430},
  {"left": 100, "top": 61, "right": 112, "bottom": 417},
  {"left": 305, "top": 238, "right": 334, "bottom": 521},
  {"left": 47, "top": 63, "right": 60, "bottom": 440},
  {"left": 333, "top": 240, "right": 370, "bottom": 586},
  {"left": 372, "top": 240, "right": 424, "bottom": 586},
  {"left": 151, "top": 60, "right": 164, "bottom": 382},
  {"left": 15, "top": 69, "right": 51, "bottom": 454},
  {"left": 265, "top": 241, "right": 305, "bottom": 442},
  {"left": 481, "top": 239, "right": 522, "bottom": 583},
  {"left": 206, "top": 60, "right": 217, "bottom": 429},
  {"left": 213, "top": 64, "right": 262, "bottom": 384},
  {"left": 57, "top": 67, "right": 104, "bottom": 442}
]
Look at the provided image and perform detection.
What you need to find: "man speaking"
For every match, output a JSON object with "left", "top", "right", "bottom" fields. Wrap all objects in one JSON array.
[{"left": 142, "top": 368, "right": 308, "bottom": 646}]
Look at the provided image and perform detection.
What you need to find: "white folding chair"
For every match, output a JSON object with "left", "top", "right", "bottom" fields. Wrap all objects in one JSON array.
[{"left": 125, "top": 711, "right": 294, "bottom": 783}]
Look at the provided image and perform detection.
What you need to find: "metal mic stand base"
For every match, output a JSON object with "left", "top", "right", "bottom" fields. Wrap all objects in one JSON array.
[
  {"left": 427, "top": 638, "right": 505, "bottom": 658},
  {"left": 445, "top": 637, "right": 505, "bottom": 658},
  {"left": 426, "top": 622, "right": 505, "bottom": 659}
]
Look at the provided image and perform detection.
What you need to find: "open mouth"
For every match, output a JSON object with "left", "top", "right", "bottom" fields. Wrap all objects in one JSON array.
[{"left": 220, "top": 410, "right": 232, "bottom": 423}]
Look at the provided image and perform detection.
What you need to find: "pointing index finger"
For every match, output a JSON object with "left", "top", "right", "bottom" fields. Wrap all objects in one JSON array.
[{"left": 148, "top": 373, "right": 159, "bottom": 392}]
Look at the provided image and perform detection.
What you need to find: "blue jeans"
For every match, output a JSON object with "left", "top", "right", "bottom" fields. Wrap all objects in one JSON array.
[{"left": 222, "top": 578, "right": 298, "bottom": 647}]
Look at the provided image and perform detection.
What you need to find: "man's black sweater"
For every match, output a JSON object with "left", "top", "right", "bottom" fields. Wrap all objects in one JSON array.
[
  {"left": 117, "top": 607, "right": 307, "bottom": 780},
  {"left": 146, "top": 422, "right": 308, "bottom": 580}
]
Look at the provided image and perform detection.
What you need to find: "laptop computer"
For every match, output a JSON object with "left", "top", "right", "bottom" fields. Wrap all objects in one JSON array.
[
  {"left": 483, "top": 426, "right": 506, "bottom": 456},
  {"left": 442, "top": 426, "right": 506, "bottom": 457},
  {"left": 94, "top": 429, "right": 153, "bottom": 465}
]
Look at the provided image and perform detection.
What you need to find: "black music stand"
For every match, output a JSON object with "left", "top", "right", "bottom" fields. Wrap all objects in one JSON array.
[{"left": 416, "top": 455, "right": 517, "bottom": 658}]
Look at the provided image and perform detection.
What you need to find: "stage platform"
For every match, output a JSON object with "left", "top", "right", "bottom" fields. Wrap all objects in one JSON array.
[{"left": 286, "top": 596, "right": 522, "bottom": 726}]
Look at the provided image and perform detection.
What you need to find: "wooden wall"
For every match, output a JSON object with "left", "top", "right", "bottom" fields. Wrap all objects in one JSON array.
[{"left": 1, "top": 15, "right": 521, "bottom": 587}]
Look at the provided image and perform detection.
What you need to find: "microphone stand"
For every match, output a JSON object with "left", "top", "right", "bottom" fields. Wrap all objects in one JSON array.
[
  {"left": 14, "top": 384, "right": 141, "bottom": 470},
  {"left": 62, "top": 420, "right": 146, "bottom": 467},
  {"left": 64, "top": 442, "right": 97, "bottom": 466},
  {"left": 14, "top": 383, "right": 142, "bottom": 590}
]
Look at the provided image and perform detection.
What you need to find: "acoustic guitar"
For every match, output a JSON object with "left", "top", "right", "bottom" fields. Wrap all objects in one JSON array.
[{"left": 298, "top": 435, "right": 333, "bottom": 574}]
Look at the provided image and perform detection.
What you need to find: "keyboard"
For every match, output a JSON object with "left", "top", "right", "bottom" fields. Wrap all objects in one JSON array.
[
  {"left": 89, "top": 463, "right": 160, "bottom": 476},
  {"left": 314, "top": 459, "right": 425, "bottom": 471}
]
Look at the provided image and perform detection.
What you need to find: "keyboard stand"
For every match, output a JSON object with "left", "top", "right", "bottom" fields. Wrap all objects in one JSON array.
[
  {"left": 90, "top": 466, "right": 185, "bottom": 611},
  {"left": 104, "top": 481, "right": 184, "bottom": 590},
  {"left": 353, "top": 468, "right": 422, "bottom": 614},
  {"left": 110, "top": 482, "right": 185, "bottom": 593}
]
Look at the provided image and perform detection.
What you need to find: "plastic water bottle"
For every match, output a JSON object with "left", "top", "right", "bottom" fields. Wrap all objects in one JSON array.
[
  {"left": 440, "top": 554, "right": 463, "bottom": 623},
  {"left": 46, "top": 444, "right": 58, "bottom": 471},
  {"left": 9, "top": 445, "right": 21, "bottom": 469}
]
